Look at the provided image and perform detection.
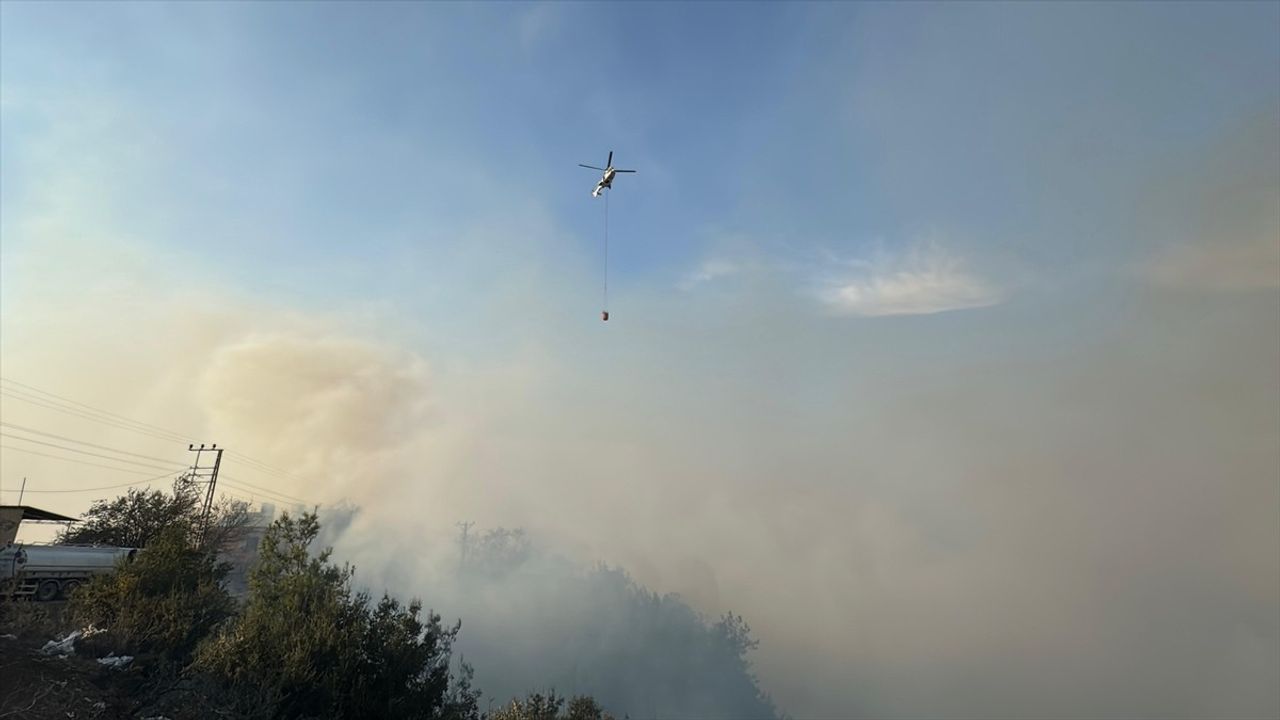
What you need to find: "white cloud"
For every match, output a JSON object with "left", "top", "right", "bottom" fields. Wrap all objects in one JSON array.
[
  {"left": 680, "top": 258, "right": 740, "bottom": 289},
  {"left": 819, "top": 242, "right": 1004, "bottom": 317}
]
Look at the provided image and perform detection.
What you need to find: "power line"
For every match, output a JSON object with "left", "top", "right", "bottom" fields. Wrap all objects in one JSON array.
[
  {"left": 0, "top": 457, "right": 294, "bottom": 508},
  {"left": 1, "top": 397, "right": 306, "bottom": 484},
  {"left": 0, "top": 421, "right": 187, "bottom": 466},
  {"left": 191, "top": 479, "right": 277, "bottom": 508},
  {"left": 0, "top": 444, "right": 181, "bottom": 475},
  {"left": 0, "top": 469, "right": 263, "bottom": 508},
  {"left": 0, "top": 433, "right": 187, "bottom": 472},
  {"left": 220, "top": 472, "right": 307, "bottom": 503},
  {"left": 0, "top": 386, "right": 191, "bottom": 443},
  {"left": 0, "top": 481, "right": 147, "bottom": 494},
  {"left": 0, "top": 470, "right": 181, "bottom": 495},
  {"left": 0, "top": 389, "right": 190, "bottom": 444},
  {"left": 1, "top": 421, "right": 308, "bottom": 505},
  {"left": 0, "top": 378, "right": 196, "bottom": 441},
  {"left": 221, "top": 477, "right": 307, "bottom": 506},
  {"left": 0, "top": 424, "right": 303, "bottom": 500},
  {"left": 1, "top": 378, "right": 321, "bottom": 511},
  {"left": 1, "top": 379, "right": 311, "bottom": 486},
  {"left": 224, "top": 451, "right": 304, "bottom": 482},
  {"left": 219, "top": 488, "right": 258, "bottom": 505}
]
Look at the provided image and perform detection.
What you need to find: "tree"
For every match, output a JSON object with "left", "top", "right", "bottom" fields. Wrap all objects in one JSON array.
[
  {"left": 488, "top": 693, "right": 615, "bottom": 720},
  {"left": 197, "top": 512, "right": 480, "bottom": 720},
  {"left": 57, "top": 475, "right": 249, "bottom": 552},
  {"left": 459, "top": 527, "right": 531, "bottom": 578},
  {"left": 68, "top": 524, "right": 236, "bottom": 664}
]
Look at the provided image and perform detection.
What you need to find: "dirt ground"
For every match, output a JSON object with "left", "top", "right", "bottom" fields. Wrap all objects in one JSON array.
[{"left": 0, "top": 602, "right": 137, "bottom": 720}]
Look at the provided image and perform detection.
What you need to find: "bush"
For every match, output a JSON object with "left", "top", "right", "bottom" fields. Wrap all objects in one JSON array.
[
  {"left": 68, "top": 524, "right": 235, "bottom": 664},
  {"left": 58, "top": 475, "right": 249, "bottom": 553},
  {"left": 0, "top": 598, "right": 61, "bottom": 642},
  {"left": 453, "top": 531, "right": 777, "bottom": 719},
  {"left": 197, "top": 512, "right": 480, "bottom": 720},
  {"left": 488, "top": 693, "right": 616, "bottom": 720}
]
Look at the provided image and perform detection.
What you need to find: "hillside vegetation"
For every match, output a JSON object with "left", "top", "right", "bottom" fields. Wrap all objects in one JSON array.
[{"left": 2, "top": 481, "right": 774, "bottom": 719}]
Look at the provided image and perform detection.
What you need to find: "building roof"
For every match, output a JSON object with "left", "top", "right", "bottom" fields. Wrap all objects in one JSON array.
[{"left": 0, "top": 505, "right": 79, "bottom": 523}]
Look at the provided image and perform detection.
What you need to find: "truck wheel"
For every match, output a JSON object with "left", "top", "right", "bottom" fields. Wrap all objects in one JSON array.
[
  {"left": 61, "top": 580, "right": 82, "bottom": 598},
  {"left": 35, "top": 580, "right": 60, "bottom": 602}
]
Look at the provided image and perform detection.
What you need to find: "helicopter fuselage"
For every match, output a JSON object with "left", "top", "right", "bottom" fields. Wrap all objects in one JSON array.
[
  {"left": 592, "top": 168, "right": 616, "bottom": 197},
  {"left": 581, "top": 152, "right": 632, "bottom": 197}
]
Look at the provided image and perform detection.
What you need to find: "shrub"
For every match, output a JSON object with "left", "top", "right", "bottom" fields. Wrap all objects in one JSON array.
[
  {"left": 58, "top": 475, "right": 249, "bottom": 553},
  {"left": 197, "top": 512, "right": 480, "bottom": 720},
  {"left": 68, "top": 524, "right": 235, "bottom": 664},
  {"left": 489, "top": 693, "right": 615, "bottom": 720}
]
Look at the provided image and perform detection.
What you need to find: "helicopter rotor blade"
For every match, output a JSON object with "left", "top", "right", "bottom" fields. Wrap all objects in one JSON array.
[
  {"left": 607, "top": 150, "right": 613, "bottom": 167},
  {"left": 578, "top": 164, "right": 605, "bottom": 171},
  {"left": 613, "top": 169, "right": 636, "bottom": 173}
]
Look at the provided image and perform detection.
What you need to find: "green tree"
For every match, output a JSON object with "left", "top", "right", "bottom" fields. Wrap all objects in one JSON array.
[
  {"left": 489, "top": 693, "right": 615, "bottom": 720},
  {"left": 563, "top": 696, "right": 613, "bottom": 720},
  {"left": 197, "top": 512, "right": 480, "bottom": 720},
  {"left": 68, "top": 524, "right": 236, "bottom": 664},
  {"left": 58, "top": 475, "right": 249, "bottom": 552},
  {"left": 460, "top": 528, "right": 531, "bottom": 578},
  {"left": 452, "top": 526, "right": 777, "bottom": 719}
]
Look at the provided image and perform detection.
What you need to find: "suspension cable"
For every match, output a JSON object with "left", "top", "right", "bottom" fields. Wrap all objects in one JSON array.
[{"left": 603, "top": 188, "right": 609, "bottom": 315}]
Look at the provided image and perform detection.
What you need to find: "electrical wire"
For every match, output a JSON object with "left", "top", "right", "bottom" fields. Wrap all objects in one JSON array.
[
  {"left": 221, "top": 480, "right": 307, "bottom": 507},
  {"left": 220, "top": 474, "right": 307, "bottom": 504},
  {"left": 223, "top": 451, "right": 303, "bottom": 482},
  {"left": 0, "top": 421, "right": 188, "bottom": 465},
  {"left": 0, "top": 444, "right": 180, "bottom": 475},
  {"left": 1, "top": 378, "right": 320, "bottom": 508},
  {"left": 1, "top": 389, "right": 190, "bottom": 444},
  {"left": 0, "top": 378, "right": 195, "bottom": 441},
  {"left": 1, "top": 427, "right": 307, "bottom": 505},
  {"left": 1, "top": 379, "right": 310, "bottom": 485},
  {"left": 0, "top": 433, "right": 186, "bottom": 472},
  {"left": 0, "top": 470, "right": 181, "bottom": 494}
]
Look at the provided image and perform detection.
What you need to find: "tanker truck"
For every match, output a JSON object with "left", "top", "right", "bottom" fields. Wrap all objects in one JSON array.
[{"left": 0, "top": 543, "right": 137, "bottom": 601}]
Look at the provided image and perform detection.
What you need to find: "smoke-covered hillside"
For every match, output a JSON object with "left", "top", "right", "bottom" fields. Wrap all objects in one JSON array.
[{"left": 317, "top": 507, "right": 778, "bottom": 719}]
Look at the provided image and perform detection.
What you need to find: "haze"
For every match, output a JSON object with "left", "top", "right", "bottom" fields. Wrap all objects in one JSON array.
[{"left": 2, "top": 3, "right": 1277, "bottom": 718}]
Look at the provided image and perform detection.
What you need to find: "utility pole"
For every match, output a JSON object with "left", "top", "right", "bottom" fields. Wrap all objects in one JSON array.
[
  {"left": 187, "top": 444, "right": 224, "bottom": 542},
  {"left": 17, "top": 477, "right": 26, "bottom": 505},
  {"left": 456, "top": 521, "right": 474, "bottom": 573}
]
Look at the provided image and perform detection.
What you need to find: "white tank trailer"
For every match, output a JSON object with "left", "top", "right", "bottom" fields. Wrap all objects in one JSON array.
[{"left": 0, "top": 544, "right": 137, "bottom": 601}]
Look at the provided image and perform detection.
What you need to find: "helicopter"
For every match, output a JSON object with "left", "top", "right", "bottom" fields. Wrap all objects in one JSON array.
[{"left": 579, "top": 151, "right": 635, "bottom": 197}]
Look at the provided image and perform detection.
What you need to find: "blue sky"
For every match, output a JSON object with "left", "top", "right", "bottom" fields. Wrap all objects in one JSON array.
[
  {"left": 2, "top": 3, "right": 1278, "bottom": 718},
  {"left": 4, "top": 3, "right": 808, "bottom": 301},
  {"left": 3, "top": 2, "right": 1276, "bottom": 320}
]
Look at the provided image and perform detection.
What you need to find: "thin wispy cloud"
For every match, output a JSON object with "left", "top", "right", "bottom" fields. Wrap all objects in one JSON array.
[
  {"left": 680, "top": 258, "right": 741, "bottom": 290},
  {"left": 4, "top": 3, "right": 1279, "bottom": 718},
  {"left": 818, "top": 241, "right": 1004, "bottom": 317}
]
